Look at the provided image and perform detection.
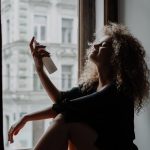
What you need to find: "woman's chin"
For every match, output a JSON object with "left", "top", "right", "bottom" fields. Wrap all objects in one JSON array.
[{"left": 88, "top": 53, "right": 95, "bottom": 61}]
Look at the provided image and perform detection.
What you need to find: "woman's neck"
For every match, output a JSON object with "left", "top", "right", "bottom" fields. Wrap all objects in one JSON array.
[
  {"left": 97, "top": 79, "right": 111, "bottom": 92},
  {"left": 96, "top": 67, "right": 113, "bottom": 91}
]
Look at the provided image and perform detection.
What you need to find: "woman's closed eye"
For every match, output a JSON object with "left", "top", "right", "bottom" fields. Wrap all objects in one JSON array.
[
  {"left": 94, "top": 41, "right": 108, "bottom": 50},
  {"left": 101, "top": 41, "right": 112, "bottom": 48},
  {"left": 101, "top": 42, "right": 108, "bottom": 47}
]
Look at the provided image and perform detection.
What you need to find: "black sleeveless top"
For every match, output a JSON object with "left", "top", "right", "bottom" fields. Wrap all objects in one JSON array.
[{"left": 52, "top": 82, "right": 138, "bottom": 150}]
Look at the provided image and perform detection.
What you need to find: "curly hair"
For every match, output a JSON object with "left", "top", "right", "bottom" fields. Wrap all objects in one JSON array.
[{"left": 79, "top": 23, "right": 150, "bottom": 113}]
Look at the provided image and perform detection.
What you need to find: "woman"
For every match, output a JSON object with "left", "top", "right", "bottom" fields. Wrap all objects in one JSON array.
[{"left": 8, "top": 23, "right": 150, "bottom": 150}]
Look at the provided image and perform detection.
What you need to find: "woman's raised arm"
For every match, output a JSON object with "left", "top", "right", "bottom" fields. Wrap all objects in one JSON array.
[{"left": 29, "top": 37, "right": 61, "bottom": 102}]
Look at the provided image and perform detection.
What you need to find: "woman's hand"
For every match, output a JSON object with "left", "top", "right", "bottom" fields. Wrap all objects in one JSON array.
[
  {"left": 8, "top": 116, "right": 27, "bottom": 143},
  {"left": 29, "top": 37, "right": 50, "bottom": 72}
]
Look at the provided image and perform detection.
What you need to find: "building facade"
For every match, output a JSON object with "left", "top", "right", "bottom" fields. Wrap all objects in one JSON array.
[{"left": 2, "top": 0, "right": 78, "bottom": 149}]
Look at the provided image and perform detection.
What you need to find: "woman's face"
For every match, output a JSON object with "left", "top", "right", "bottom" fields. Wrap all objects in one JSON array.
[{"left": 88, "top": 35, "right": 112, "bottom": 67}]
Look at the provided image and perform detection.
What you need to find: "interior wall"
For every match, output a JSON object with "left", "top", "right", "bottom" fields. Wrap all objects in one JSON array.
[
  {"left": 118, "top": 0, "right": 150, "bottom": 150},
  {"left": 96, "top": 0, "right": 104, "bottom": 39}
]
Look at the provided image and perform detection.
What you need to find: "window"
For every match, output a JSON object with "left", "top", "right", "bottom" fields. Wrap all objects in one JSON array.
[
  {"left": 62, "top": 18, "right": 73, "bottom": 43},
  {"left": 1, "top": 0, "right": 80, "bottom": 148},
  {"left": 1, "top": 0, "right": 115, "bottom": 149},
  {"left": 61, "top": 65, "right": 73, "bottom": 90},
  {"left": 33, "top": 15, "right": 47, "bottom": 42}
]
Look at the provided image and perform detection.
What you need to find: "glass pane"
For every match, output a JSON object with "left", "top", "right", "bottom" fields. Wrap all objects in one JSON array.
[
  {"left": 2, "top": 0, "right": 78, "bottom": 149},
  {"left": 40, "top": 26, "right": 46, "bottom": 41},
  {"left": 62, "top": 18, "right": 73, "bottom": 28},
  {"left": 34, "top": 26, "right": 38, "bottom": 39},
  {"left": 62, "top": 18, "right": 73, "bottom": 43},
  {"left": 61, "top": 65, "right": 72, "bottom": 90},
  {"left": 34, "top": 15, "right": 47, "bottom": 41}
]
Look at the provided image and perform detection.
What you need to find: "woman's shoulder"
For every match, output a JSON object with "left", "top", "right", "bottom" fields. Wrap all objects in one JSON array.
[
  {"left": 60, "top": 86, "right": 84, "bottom": 101},
  {"left": 79, "top": 82, "right": 98, "bottom": 95}
]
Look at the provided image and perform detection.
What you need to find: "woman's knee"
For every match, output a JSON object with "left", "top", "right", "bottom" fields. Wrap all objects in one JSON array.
[
  {"left": 68, "top": 122, "right": 99, "bottom": 150},
  {"left": 53, "top": 114, "right": 65, "bottom": 124}
]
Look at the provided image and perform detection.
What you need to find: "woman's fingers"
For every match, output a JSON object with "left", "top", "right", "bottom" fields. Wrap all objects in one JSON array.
[
  {"left": 34, "top": 44, "right": 44, "bottom": 53},
  {"left": 40, "top": 53, "right": 50, "bottom": 57},
  {"left": 32, "top": 51, "right": 40, "bottom": 58},
  {"left": 34, "top": 39, "right": 40, "bottom": 46},
  {"left": 36, "top": 45, "right": 46, "bottom": 49},
  {"left": 36, "top": 47, "right": 50, "bottom": 56},
  {"left": 8, "top": 126, "right": 15, "bottom": 143},
  {"left": 38, "top": 49, "right": 50, "bottom": 54},
  {"left": 33, "top": 51, "right": 50, "bottom": 58},
  {"left": 9, "top": 134, "right": 14, "bottom": 143},
  {"left": 38, "top": 48, "right": 50, "bottom": 57},
  {"left": 8, "top": 119, "right": 26, "bottom": 144},
  {"left": 29, "top": 36, "right": 35, "bottom": 53},
  {"left": 32, "top": 51, "right": 50, "bottom": 58},
  {"left": 29, "top": 38, "right": 49, "bottom": 59}
]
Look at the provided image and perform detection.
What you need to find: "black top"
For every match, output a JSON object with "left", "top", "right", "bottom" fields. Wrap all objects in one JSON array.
[{"left": 52, "top": 82, "right": 138, "bottom": 150}]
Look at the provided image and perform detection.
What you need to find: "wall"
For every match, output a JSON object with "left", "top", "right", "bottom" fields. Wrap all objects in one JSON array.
[
  {"left": 118, "top": 0, "right": 150, "bottom": 150},
  {"left": 96, "top": 0, "right": 104, "bottom": 39}
]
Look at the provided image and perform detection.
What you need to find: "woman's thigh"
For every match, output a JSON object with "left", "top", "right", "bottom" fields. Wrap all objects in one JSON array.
[
  {"left": 34, "top": 114, "right": 69, "bottom": 150},
  {"left": 68, "top": 122, "right": 99, "bottom": 150}
]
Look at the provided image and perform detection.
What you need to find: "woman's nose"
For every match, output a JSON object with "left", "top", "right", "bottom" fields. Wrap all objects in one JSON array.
[{"left": 94, "top": 44, "right": 99, "bottom": 50}]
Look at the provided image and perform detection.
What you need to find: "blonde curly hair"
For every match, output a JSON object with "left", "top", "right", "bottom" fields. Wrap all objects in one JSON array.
[{"left": 79, "top": 23, "right": 150, "bottom": 113}]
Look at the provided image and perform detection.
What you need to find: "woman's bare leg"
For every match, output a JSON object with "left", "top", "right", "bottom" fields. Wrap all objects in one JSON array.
[
  {"left": 33, "top": 114, "right": 99, "bottom": 150},
  {"left": 68, "top": 122, "right": 99, "bottom": 150},
  {"left": 33, "top": 114, "right": 69, "bottom": 150}
]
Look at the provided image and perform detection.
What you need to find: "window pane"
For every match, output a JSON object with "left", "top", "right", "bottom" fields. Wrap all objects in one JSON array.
[
  {"left": 61, "top": 65, "right": 73, "bottom": 90},
  {"left": 62, "top": 18, "right": 73, "bottom": 43},
  {"left": 41, "top": 26, "right": 46, "bottom": 41},
  {"left": 34, "top": 15, "right": 47, "bottom": 41},
  {"left": 2, "top": 0, "right": 78, "bottom": 149},
  {"left": 34, "top": 26, "right": 38, "bottom": 39}
]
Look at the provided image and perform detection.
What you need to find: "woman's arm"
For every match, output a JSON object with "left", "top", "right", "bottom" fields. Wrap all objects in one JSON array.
[
  {"left": 8, "top": 106, "right": 58, "bottom": 143},
  {"left": 25, "top": 106, "right": 57, "bottom": 122},
  {"left": 52, "top": 83, "right": 114, "bottom": 119},
  {"left": 37, "top": 69, "right": 61, "bottom": 103},
  {"left": 29, "top": 37, "right": 61, "bottom": 103}
]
